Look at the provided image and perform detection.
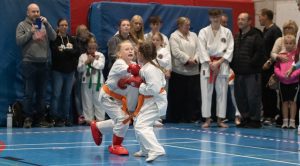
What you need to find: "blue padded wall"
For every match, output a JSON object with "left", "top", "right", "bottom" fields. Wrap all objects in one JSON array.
[{"left": 89, "top": 2, "right": 232, "bottom": 55}]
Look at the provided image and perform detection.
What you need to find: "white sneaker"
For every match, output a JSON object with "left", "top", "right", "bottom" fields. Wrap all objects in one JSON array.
[
  {"left": 145, "top": 153, "right": 165, "bottom": 162},
  {"left": 289, "top": 119, "right": 296, "bottom": 129},
  {"left": 134, "top": 150, "right": 146, "bottom": 157},
  {"left": 154, "top": 120, "right": 164, "bottom": 127},
  {"left": 282, "top": 119, "right": 288, "bottom": 129}
]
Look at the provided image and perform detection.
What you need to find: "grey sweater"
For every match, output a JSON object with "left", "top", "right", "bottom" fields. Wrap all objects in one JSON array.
[{"left": 16, "top": 17, "right": 56, "bottom": 62}]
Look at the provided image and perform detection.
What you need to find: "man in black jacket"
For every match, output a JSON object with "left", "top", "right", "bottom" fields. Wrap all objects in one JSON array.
[
  {"left": 259, "top": 9, "right": 282, "bottom": 125},
  {"left": 231, "top": 13, "right": 266, "bottom": 128}
]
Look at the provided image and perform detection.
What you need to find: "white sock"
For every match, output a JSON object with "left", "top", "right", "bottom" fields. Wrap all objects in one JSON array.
[{"left": 97, "top": 119, "right": 114, "bottom": 133}]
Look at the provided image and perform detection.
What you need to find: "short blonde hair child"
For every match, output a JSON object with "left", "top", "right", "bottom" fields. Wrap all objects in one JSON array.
[
  {"left": 283, "top": 34, "right": 296, "bottom": 44},
  {"left": 116, "top": 40, "right": 133, "bottom": 58}
]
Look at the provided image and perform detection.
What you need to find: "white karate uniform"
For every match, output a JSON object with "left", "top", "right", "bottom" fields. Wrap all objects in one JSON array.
[
  {"left": 77, "top": 51, "right": 105, "bottom": 121},
  {"left": 134, "top": 62, "right": 167, "bottom": 156},
  {"left": 228, "top": 69, "right": 241, "bottom": 117},
  {"left": 156, "top": 47, "right": 172, "bottom": 71},
  {"left": 96, "top": 59, "right": 138, "bottom": 137},
  {"left": 198, "top": 25, "right": 234, "bottom": 118},
  {"left": 156, "top": 47, "right": 172, "bottom": 93}
]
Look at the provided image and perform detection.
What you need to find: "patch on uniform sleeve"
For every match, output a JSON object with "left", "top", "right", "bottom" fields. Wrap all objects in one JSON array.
[{"left": 158, "top": 54, "right": 163, "bottom": 59}]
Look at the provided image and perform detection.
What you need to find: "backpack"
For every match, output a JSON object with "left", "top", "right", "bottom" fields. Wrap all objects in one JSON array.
[{"left": 11, "top": 101, "right": 24, "bottom": 127}]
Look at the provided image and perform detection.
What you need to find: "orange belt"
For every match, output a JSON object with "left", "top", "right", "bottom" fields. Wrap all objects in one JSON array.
[
  {"left": 209, "top": 57, "right": 221, "bottom": 84},
  {"left": 122, "top": 88, "right": 165, "bottom": 124},
  {"left": 102, "top": 85, "right": 129, "bottom": 115}
]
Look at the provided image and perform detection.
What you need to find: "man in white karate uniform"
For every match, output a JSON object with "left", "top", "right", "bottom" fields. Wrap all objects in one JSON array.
[{"left": 198, "top": 9, "right": 234, "bottom": 128}]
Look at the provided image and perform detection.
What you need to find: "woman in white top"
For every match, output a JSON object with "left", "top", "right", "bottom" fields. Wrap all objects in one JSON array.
[
  {"left": 269, "top": 20, "right": 298, "bottom": 63},
  {"left": 167, "top": 17, "right": 201, "bottom": 123}
]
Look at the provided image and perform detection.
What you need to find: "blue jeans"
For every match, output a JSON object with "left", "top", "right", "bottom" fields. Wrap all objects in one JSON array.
[
  {"left": 21, "top": 62, "right": 50, "bottom": 118},
  {"left": 74, "top": 71, "right": 83, "bottom": 115},
  {"left": 50, "top": 71, "right": 75, "bottom": 120}
]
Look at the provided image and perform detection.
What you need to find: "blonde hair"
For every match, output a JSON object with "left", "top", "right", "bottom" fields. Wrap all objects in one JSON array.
[
  {"left": 130, "top": 15, "right": 145, "bottom": 44},
  {"left": 86, "top": 37, "right": 98, "bottom": 55},
  {"left": 283, "top": 34, "right": 296, "bottom": 44},
  {"left": 177, "top": 17, "right": 190, "bottom": 27},
  {"left": 88, "top": 37, "right": 96, "bottom": 42},
  {"left": 152, "top": 32, "right": 165, "bottom": 47},
  {"left": 87, "top": 37, "right": 98, "bottom": 46},
  {"left": 76, "top": 24, "right": 88, "bottom": 36},
  {"left": 116, "top": 40, "right": 133, "bottom": 58},
  {"left": 282, "top": 20, "right": 298, "bottom": 36}
]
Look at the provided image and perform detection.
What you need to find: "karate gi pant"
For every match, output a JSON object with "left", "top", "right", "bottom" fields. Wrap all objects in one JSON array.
[
  {"left": 229, "top": 85, "right": 241, "bottom": 117},
  {"left": 81, "top": 83, "right": 105, "bottom": 121},
  {"left": 95, "top": 89, "right": 129, "bottom": 137},
  {"left": 201, "top": 75, "right": 228, "bottom": 118},
  {"left": 134, "top": 100, "right": 165, "bottom": 156}
]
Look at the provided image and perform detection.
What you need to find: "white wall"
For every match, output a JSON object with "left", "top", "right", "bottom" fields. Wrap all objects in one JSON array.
[{"left": 254, "top": 0, "right": 300, "bottom": 32}]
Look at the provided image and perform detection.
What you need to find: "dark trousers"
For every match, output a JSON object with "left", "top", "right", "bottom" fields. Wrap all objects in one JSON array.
[
  {"left": 166, "top": 72, "right": 201, "bottom": 123},
  {"left": 262, "top": 68, "right": 279, "bottom": 118},
  {"left": 21, "top": 62, "right": 49, "bottom": 118},
  {"left": 234, "top": 74, "right": 262, "bottom": 121}
]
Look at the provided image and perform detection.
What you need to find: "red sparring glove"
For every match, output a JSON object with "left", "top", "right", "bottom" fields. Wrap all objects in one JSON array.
[
  {"left": 127, "top": 76, "right": 143, "bottom": 88},
  {"left": 117, "top": 77, "right": 130, "bottom": 89},
  {"left": 127, "top": 64, "right": 141, "bottom": 76}
]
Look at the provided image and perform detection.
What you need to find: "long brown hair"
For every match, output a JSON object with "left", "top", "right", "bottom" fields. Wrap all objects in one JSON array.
[{"left": 139, "top": 42, "right": 164, "bottom": 72}]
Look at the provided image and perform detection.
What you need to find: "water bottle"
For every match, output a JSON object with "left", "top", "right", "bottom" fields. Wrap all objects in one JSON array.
[{"left": 7, "top": 105, "right": 13, "bottom": 128}]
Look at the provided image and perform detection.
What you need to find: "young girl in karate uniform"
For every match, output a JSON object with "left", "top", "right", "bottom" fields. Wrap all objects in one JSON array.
[
  {"left": 133, "top": 42, "right": 167, "bottom": 162},
  {"left": 151, "top": 32, "right": 171, "bottom": 127},
  {"left": 77, "top": 37, "right": 105, "bottom": 124},
  {"left": 90, "top": 40, "right": 142, "bottom": 155}
]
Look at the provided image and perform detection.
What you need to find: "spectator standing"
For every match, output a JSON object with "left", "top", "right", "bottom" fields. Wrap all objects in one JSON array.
[
  {"left": 130, "top": 15, "right": 145, "bottom": 44},
  {"left": 259, "top": 8, "right": 282, "bottom": 125},
  {"left": 144, "top": 16, "right": 170, "bottom": 52},
  {"left": 230, "top": 13, "right": 266, "bottom": 128},
  {"left": 73, "top": 24, "right": 94, "bottom": 125},
  {"left": 16, "top": 3, "right": 56, "bottom": 128},
  {"left": 166, "top": 17, "right": 201, "bottom": 123},
  {"left": 50, "top": 18, "right": 79, "bottom": 127},
  {"left": 274, "top": 35, "right": 300, "bottom": 129},
  {"left": 198, "top": 9, "right": 234, "bottom": 128},
  {"left": 107, "top": 19, "right": 134, "bottom": 71},
  {"left": 78, "top": 37, "right": 105, "bottom": 124}
]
